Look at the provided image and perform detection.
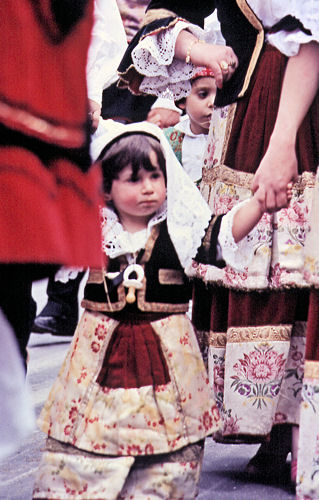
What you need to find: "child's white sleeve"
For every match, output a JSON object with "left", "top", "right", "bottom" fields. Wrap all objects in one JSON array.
[{"left": 217, "top": 199, "right": 257, "bottom": 272}]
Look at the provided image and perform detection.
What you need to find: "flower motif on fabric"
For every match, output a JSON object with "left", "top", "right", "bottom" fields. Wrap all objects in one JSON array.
[
  {"left": 213, "top": 184, "right": 239, "bottom": 214},
  {"left": 63, "top": 481, "right": 88, "bottom": 496},
  {"left": 211, "top": 354, "right": 225, "bottom": 411},
  {"left": 199, "top": 411, "right": 213, "bottom": 432},
  {"left": 180, "top": 332, "right": 190, "bottom": 346},
  {"left": 94, "top": 323, "right": 107, "bottom": 341},
  {"left": 191, "top": 261, "right": 208, "bottom": 280},
  {"left": 253, "top": 213, "right": 272, "bottom": 253},
  {"left": 270, "top": 263, "right": 284, "bottom": 288},
  {"left": 205, "top": 141, "right": 217, "bottom": 168},
  {"left": 302, "top": 382, "right": 319, "bottom": 413},
  {"left": 90, "top": 341, "right": 100, "bottom": 353},
  {"left": 278, "top": 199, "right": 310, "bottom": 249},
  {"left": 223, "top": 265, "right": 248, "bottom": 287},
  {"left": 222, "top": 409, "right": 241, "bottom": 435},
  {"left": 231, "top": 344, "right": 286, "bottom": 409},
  {"left": 283, "top": 343, "right": 305, "bottom": 399}
]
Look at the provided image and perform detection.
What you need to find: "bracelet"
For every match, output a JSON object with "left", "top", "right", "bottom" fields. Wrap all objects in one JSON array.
[{"left": 185, "top": 38, "right": 204, "bottom": 64}]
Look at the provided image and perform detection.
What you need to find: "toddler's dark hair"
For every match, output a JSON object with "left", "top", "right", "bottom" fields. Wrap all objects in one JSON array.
[{"left": 100, "top": 133, "right": 167, "bottom": 194}]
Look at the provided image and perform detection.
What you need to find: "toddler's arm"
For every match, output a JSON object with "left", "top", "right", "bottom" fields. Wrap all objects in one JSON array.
[{"left": 232, "top": 183, "right": 293, "bottom": 243}]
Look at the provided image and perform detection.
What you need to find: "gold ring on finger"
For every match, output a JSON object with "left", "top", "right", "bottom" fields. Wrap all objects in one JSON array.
[{"left": 220, "top": 60, "right": 229, "bottom": 71}]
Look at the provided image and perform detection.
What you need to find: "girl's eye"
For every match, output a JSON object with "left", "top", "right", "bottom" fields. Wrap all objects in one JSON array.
[
  {"left": 151, "top": 172, "right": 161, "bottom": 179},
  {"left": 129, "top": 177, "right": 139, "bottom": 183},
  {"left": 198, "top": 91, "right": 208, "bottom": 99}
]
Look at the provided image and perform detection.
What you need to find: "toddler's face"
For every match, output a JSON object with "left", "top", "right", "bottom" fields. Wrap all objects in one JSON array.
[
  {"left": 185, "top": 76, "right": 216, "bottom": 135},
  {"left": 107, "top": 150, "right": 166, "bottom": 231}
]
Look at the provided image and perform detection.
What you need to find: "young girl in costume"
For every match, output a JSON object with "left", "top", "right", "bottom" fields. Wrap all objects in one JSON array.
[
  {"left": 164, "top": 67, "right": 216, "bottom": 186},
  {"left": 32, "top": 120, "right": 291, "bottom": 500}
]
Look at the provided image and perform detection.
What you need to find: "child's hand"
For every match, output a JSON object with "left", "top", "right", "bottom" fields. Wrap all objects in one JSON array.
[{"left": 287, "top": 182, "right": 293, "bottom": 203}]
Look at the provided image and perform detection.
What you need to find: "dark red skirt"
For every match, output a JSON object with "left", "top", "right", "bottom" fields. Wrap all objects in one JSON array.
[{"left": 225, "top": 44, "right": 319, "bottom": 176}]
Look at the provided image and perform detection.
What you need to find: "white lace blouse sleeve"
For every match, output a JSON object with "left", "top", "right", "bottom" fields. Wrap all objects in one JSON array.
[
  {"left": 86, "top": 0, "right": 127, "bottom": 106},
  {"left": 132, "top": 20, "right": 217, "bottom": 100},
  {"left": 132, "top": 13, "right": 224, "bottom": 100},
  {"left": 217, "top": 200, "right": 257, "bottom": 272}
]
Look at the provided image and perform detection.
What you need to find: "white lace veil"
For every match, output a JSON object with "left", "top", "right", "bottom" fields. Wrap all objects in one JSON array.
[{"left": 91, "top": 119, "right": 212, "bottom": 269}]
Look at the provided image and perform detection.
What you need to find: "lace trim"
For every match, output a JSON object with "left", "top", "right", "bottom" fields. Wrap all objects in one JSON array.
[
  {"left": 100, "top": 203, "right": 167, "bottom": 259},
  {"left": 218, "top": 200, "right": 257, "bottom": 272},
  {"left": 132, "top": 21, "right": 211, "bottom": 100}
]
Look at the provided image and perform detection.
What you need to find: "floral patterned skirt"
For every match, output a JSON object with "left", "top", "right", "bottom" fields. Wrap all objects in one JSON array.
[
  {"left": 37, "top": 310, "right": 219, "bottom": 456},
  {"left": 297, "top": 175, "right": 319, "bottom": 499},
  {"left": 189, "top": 44, "right": 319, "bottom": 442},
  {"left": 33, "top": 437, "right": 204, "bottom": 499}
]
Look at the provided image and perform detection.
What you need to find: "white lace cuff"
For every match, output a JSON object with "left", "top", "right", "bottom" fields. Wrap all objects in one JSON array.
[
  {"left": 132, "top": 21, "right": 209, "bottom": 99},
  {"left": 218, "top": 200, "right": 257, "bottom": 272}
]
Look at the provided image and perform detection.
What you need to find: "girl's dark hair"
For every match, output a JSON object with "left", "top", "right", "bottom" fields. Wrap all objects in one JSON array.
[{"left": 100, "top": 133, "right": 167, "bottom": 193}]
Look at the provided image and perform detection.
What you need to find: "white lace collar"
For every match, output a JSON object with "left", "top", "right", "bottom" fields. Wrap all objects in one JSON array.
[{"left": 101, "top": 202, "right": 167, "bottom": 259}]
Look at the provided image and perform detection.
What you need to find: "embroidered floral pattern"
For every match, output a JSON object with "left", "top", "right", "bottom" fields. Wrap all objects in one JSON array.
[
  {"left": 37, "top": 312, "right": 219, "bottom": 457},
  {"left": 283, "top": 343, "right": 304, "bottom": 399},
  {"left": 222, "top": 409, "right": 241, "bottom": 436},
  {"left": 230, "top": 344, "right": 286, "bottom": 409},
  {"left": 297, "top": 367, "right": 319, "bottom": 499},
  {"left": 304, "top": 169, "right": 319, "bottom": 287},
  {"left": 198, "top": 170, "right": 314, "bottom": 291},
  {"left": 209, "top": 351, "right": 225, "bottom": 411}
]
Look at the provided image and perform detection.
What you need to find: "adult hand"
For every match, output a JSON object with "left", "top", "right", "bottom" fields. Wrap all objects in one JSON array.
[
  {"left": 175, "top": 31, "right": 238, "bottom": 89},
  {"left": 252, "top": 136, "right": 298, "bottom": 212},
  {"left": 146, "top": 108, "right": 180, "bottom": 128},
  {"left": 88, "top": 99, "right": 101, "bottom": 133},
  {"left": 191, "top": 42, "right": 238, "bottom": 89}
]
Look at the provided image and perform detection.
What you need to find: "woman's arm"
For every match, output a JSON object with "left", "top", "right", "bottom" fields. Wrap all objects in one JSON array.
[
  {"left": 252, "top": 41, "right": 319, "bottom": 211},
  {"left": 175, "top": 30, "right": 238, "bottom": 89}
]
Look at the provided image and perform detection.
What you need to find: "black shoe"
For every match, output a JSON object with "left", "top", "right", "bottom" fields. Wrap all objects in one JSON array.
[
  {"left": 32, "top": 315, "right": 76, "bottom": 336},
  {"left": 245, "top": 424, "right": 292, "bottom": 482}
]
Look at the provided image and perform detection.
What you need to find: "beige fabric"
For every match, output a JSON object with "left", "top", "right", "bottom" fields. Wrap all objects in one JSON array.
[
  {"left": 37, "top": 311, "right": 220, "bottom": 456},
  {"left": 33, "top": 439, "right": 204, "bottom": 500},
  {"left": 296, "top": 360, "right": 319, "bottom": 500}
]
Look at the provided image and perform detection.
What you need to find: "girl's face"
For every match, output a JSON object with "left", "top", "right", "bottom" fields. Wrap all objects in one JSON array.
[{"left": 107, "top": 150, "right": 166, "bottom": 232}]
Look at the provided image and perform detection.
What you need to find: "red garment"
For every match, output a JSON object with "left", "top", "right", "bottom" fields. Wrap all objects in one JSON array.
[
  {"left": 305, "top": 290, "right": 319, "bottom": 361},
  {"left": 200, "top": 45, "right": 318, "bottom": 336},
  {"left": 97, "top": 322, "right": 171, "bottom": 388},
  {"left": 0, "top": 1, "right": 104, "bottom": 267},
  {"left": 225, "top": 45, "right": 319, "bottom": 176}
]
